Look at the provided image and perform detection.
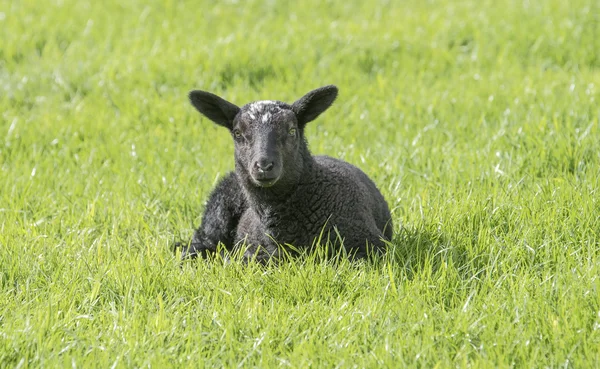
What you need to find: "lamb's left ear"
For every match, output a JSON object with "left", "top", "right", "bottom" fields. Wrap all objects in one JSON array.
[
  {"left": 291, "top": 85, "right": 338, "bottom": 128},
  {"left": 189, "top": 90, "right": 240, "bottom": 130}
]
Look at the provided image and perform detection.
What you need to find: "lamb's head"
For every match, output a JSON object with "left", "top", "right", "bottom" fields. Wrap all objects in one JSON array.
[{"left": 189, "top": 85, "right": 338, "bottom": 189}]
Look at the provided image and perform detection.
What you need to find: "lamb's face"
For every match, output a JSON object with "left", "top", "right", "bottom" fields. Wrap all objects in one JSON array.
[
  {"left": 189, "top": 85, "right": 337, "bottom": 190},
  {"left": 232, "top": 101, "right": 301, "bottom": 188}
]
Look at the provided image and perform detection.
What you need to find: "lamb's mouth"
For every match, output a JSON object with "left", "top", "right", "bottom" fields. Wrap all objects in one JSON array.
[{"left": 253, "top": 177, "right": 279, "bottom": 188}]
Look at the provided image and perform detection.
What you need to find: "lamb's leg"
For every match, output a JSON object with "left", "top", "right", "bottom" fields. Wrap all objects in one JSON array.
[
  {"left": 182, "top": 172, "right": 247, "bottom": 259},
  {"left": 232, "top": 210, "right": 284, "bottom": 264},
  {"left": 238, "top": 241, "right": 280, "bottom": 264}
]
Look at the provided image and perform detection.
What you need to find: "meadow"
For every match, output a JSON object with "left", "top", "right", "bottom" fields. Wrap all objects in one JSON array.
[{"left": 1, "top": 0, "right": 599, "bottom": 367}]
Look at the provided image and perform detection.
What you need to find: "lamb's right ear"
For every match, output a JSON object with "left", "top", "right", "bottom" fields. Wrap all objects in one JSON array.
[
  {"left": 189, "top": 90, "right": 240, "bottom": 130},
  {"left": 291, "top": 85, "right": 338, "bottom": 128}
]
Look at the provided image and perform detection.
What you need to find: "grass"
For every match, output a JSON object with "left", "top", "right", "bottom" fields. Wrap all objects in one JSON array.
[{"left": 1, "top": 0, "right": 600, "bottom": 367}]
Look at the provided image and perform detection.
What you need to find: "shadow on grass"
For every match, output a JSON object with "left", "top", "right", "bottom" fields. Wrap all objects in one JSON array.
[{"left": 387, "top": 224, "right": 475, "bottom": 281}]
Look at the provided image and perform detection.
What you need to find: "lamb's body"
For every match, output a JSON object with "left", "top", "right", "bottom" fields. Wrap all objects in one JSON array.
[
  {"left": 237, "top": 155, "right": 392, "bottom": 261},
  {"left": 184, "top": 85, "right": 392, "bottom": 262}
]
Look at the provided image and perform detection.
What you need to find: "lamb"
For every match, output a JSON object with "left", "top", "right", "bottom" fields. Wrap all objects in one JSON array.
[{"left": 182, "top": 85, "right": 393, "bottom": 262}]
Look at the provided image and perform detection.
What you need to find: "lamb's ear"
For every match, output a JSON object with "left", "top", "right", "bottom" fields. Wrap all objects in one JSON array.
[
  {"left": 189, "top": 90, "right": 240, "bottom": 130},
  {"left": 291, "top": 85, "right": 338, "bottom": 128}
]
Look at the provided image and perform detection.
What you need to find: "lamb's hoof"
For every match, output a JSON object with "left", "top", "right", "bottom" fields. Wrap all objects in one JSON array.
[
  {"left": 180, "top": 242, "right": 217, "bottom": 261},
  {"left": 180, "top": 249, "right": 198, "bottom": 261},
  {"left": 172, "top": 240, "right": 196, "bottom": 261}
]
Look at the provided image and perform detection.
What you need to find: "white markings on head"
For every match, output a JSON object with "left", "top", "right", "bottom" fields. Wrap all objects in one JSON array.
[
  {"left": 246, "top": 100, "right": 282, "bottom": 124},
  {"left": 261, "top": 113, "right": 271, "bottom": 124}
]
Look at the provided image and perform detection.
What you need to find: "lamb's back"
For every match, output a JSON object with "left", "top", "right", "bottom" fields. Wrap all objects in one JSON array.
[{"left": 307, "top": 155, "right": 392, "bottom": 238}]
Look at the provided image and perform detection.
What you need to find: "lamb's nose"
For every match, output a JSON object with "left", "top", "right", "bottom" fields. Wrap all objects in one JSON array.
[{"left": 255, "top": 160, "right": 274, "bottom": 173}]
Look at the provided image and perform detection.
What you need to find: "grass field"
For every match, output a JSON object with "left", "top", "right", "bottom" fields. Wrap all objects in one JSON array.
[{"left": 1, "top": 0, "right": 600, "bottom": 367}]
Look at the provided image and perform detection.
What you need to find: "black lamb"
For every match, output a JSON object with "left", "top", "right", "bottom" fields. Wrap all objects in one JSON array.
[{"left": 182, "top": 85, "right": 392, "bottom": 262}]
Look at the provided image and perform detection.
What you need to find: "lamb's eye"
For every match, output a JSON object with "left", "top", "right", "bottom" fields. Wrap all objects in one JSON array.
[
  {"left": 288, "top": 128, "right": 297, "bottom": 136},
  {"left": 233, "top": 129, "right": 242, "bottom": 138}
]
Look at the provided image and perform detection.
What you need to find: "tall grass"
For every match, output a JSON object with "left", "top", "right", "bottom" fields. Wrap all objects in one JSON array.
[{"left": 1, "top": 0, "right": 599, "bottom": 367}]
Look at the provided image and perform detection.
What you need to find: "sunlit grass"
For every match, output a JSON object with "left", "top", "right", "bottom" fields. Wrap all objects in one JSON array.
[{"left": 1, "top": 0, "right": 599, "bottom": 367}]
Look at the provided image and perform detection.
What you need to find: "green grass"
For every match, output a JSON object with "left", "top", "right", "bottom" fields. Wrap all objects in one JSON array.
[{"left": 1, "top": 0, "right": 600, "bottom": 367}]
